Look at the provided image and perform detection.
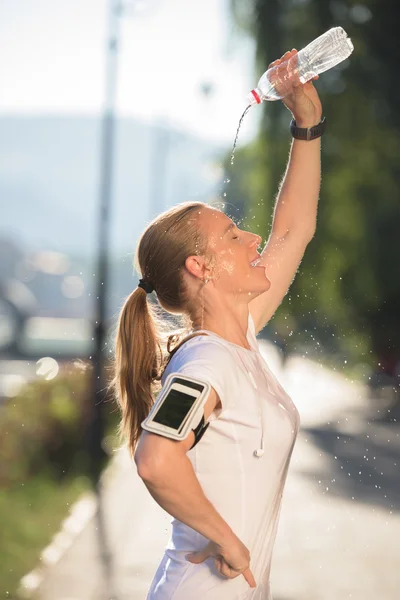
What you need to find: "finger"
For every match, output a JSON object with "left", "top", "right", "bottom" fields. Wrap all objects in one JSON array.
[
  {"left": 288, "top": 50, "right": 299, "bottom": 70},
  {"left": 242, "top": 567, "right": 257, "bottom": 588},
  {"left": 278, "top": 58, "right": 291, "bottom": 81},
  {"left": 218, "top": 560, "right": 237, "bottom": 578},
  {"left": 186, "top": 549, "right": 209, "bottom": 564},
  {"left": 278, "top": 51, "right": 292, "bottom": 67},
  {"left": 271, "top": 51, "right": 289, "bottom": 66},
  {"left": 270, "top": 52, "right": 290, "bottom": 69},
  {"left": 269, "top": 48, "right": 297, "bottom": 69}
]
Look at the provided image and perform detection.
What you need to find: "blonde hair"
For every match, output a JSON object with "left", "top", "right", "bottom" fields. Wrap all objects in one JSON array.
[{"left": 111, "top": 201, "right": 211, "bottom": 457}]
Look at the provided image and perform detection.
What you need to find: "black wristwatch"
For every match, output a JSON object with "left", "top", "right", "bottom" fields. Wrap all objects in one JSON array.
[{"left": 290, "top": 116, "right": 326, "bottom": 141}]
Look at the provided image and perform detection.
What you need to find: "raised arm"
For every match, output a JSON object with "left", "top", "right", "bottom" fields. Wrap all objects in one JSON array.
[{"left": 249, "top": 49, "right": 323, "bottom": 334}]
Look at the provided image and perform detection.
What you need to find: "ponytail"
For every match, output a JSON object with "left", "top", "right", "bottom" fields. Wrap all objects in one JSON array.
[{"left": 112, "top": 286, "right": 163, "bottom": 457}]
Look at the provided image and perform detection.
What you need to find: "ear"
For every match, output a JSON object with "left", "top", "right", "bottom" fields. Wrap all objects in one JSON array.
[{"left": 185, "top": 255, "right": 206, "bottom": 280}]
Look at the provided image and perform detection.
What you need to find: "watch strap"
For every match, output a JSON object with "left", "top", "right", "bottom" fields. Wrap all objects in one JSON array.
[{"left": 290, "top": 116, "right": 326, "bottom": 141}]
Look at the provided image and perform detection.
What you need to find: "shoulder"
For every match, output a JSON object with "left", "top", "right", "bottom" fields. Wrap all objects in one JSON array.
[
  {"left": 162, "top": 335, "right": 237, "bottom": 410},
  {"left": 170, "top": 334, "right": 235, "bottom": 367},
  {"left": 161, "top": 335, "right": 236, "bottom": 385}
]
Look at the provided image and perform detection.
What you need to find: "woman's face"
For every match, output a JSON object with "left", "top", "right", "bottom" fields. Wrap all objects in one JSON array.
[{"left": 199, "top": 207, "right": 271, "bottom": 295}]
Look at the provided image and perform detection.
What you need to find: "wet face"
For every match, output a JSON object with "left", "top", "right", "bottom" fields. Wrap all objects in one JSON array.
[{"left": 199, "top": 207, "right": 271, "bottom": 296}]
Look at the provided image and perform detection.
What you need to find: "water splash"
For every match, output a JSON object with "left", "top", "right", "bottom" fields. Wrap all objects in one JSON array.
[{"left": 230, "top": 104, "right": 252, "bottom": 165}]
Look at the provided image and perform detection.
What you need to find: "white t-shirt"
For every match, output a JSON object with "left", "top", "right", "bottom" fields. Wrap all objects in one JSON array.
[{"left": 146, "top": 310, "right": 300, "bottom": 600}]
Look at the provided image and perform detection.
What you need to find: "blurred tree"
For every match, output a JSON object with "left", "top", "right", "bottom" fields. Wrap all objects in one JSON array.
[{"left": 228, "top": 0, "right": 400, "bottom": 375}]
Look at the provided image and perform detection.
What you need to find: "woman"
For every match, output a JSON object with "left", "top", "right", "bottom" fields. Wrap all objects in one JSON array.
[{"left": 113, "top": 49, "right": 323, "bottom": 599}]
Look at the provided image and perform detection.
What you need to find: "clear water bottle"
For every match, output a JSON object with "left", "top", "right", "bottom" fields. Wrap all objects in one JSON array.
[{"left": 248, "top": 26, "right": 354, "bottom": 104}]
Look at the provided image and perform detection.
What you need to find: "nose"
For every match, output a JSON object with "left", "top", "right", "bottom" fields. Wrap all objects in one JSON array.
[{"left": 249, "top": 233, "right": 262, "bottom": 249}]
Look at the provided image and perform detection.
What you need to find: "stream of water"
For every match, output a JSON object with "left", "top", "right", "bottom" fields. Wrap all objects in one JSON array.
[{"left": 230, "top": 104, "right": 252, "bottom": 166}]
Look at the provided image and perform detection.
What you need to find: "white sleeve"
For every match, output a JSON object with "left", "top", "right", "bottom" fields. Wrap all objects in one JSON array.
[{"left": 164, "top": 338, "right": 235, "bottom": 414}]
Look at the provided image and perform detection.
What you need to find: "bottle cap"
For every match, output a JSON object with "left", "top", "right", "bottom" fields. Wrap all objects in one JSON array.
[{"left": 248, "top": 88, "right": 261, "bottom": 105}]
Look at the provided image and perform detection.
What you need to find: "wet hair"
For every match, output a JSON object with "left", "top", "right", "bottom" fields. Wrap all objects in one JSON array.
[{"left": 111, "top": 201, "right": 212, "bottom": 457}]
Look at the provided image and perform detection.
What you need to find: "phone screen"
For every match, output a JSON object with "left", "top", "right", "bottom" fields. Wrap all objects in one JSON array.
[{"left": 153, "top": 387, "right": 198, "bottom": 430}]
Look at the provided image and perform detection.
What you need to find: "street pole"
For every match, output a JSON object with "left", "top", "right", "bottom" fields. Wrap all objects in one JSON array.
[
  {"left": 88, "top": 3, "right": 124, "bottom": 597},
  {"left": 149, "top": 119, "right": 170, "bottom": 219},
  {"left": 90, "top": 0, "right": 122, "bottom": 484}
]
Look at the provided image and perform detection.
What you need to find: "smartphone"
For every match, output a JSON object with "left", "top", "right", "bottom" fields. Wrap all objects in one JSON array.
[{"left": 141, "top": 373, "right": 211, "bottom": 441}]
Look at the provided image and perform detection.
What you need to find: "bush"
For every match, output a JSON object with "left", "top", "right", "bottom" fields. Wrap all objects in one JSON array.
[
  {"left": 0, "top": 364, "right": 120, "bottom": 596},
  {"left": 0, "top": 365, "right": 119, "bottom": 488}
]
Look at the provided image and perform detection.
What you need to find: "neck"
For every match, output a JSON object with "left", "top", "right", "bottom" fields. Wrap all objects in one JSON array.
[{"left": 191, "top": 299, "right": 251, "bottom": 350}]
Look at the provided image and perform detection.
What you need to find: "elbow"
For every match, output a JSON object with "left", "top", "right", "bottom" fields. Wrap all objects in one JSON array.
[
  {"left": 299, "top": 218, "right": 316, "bottom": 243},
  {"left": 286, "top": 223, "right": 315, "bottom": 246},
  {"left": 134, "top": 430, "right": 188, "bottom": 482},
  {"left": 135, "top": 457, "right": 158, "bottom": 482},
  {"left": 134, "top": 446, "right": 152, "bottom": 480},
  {"left": 305, "top": 224, "right": 316, "bottom": 243},
  {"left": 135, "top": 451, "right": 168, "bottom": 482},
  {"left": 134, "top": 432, "right": 162, "bottom": 481}
]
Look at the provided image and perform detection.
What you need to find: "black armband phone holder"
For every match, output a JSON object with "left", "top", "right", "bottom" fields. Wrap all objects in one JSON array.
[{"left": 189, "top": 414, "right": 210, "bottom": 450}]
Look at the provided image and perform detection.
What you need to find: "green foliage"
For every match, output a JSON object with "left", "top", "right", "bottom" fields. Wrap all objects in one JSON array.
[
  {"left": 0, "top": 372, "right": 88, "bottom": 487},
  {"left": 229, "top": 0, "right": 400, "bottom": 369},
  {"left": 0, "top": 368, "right": 119, "bottom": 488},
  {"left": 0, "top": 369, "right": 120, "bottom": 596}
]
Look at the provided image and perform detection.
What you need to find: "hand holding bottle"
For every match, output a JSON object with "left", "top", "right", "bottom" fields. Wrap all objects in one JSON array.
[
  {"left": 268, "top": 49, "right": 323, "bottom": 127},
  {"left": 248, "top": 26, "right": 353, "bottom": 119}
]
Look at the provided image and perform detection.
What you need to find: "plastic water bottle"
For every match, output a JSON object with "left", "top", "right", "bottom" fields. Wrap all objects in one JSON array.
[{"left": 248, "top": 26, "right": 354, "bottom": 104}]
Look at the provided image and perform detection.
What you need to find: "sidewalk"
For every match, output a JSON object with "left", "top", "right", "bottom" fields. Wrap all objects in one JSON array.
[{"left": 28, "top": 343, "right": 400, "bottom": 600}]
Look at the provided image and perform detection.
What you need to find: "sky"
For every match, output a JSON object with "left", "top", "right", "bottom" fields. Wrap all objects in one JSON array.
[{"left": 0, "top": 0, "right": 261, "bottom": 144}]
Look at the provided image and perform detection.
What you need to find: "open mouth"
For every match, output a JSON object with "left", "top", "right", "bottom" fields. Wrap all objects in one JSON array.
[{"left": 250, "top": 256, "right": 262, "bottom": 267}]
